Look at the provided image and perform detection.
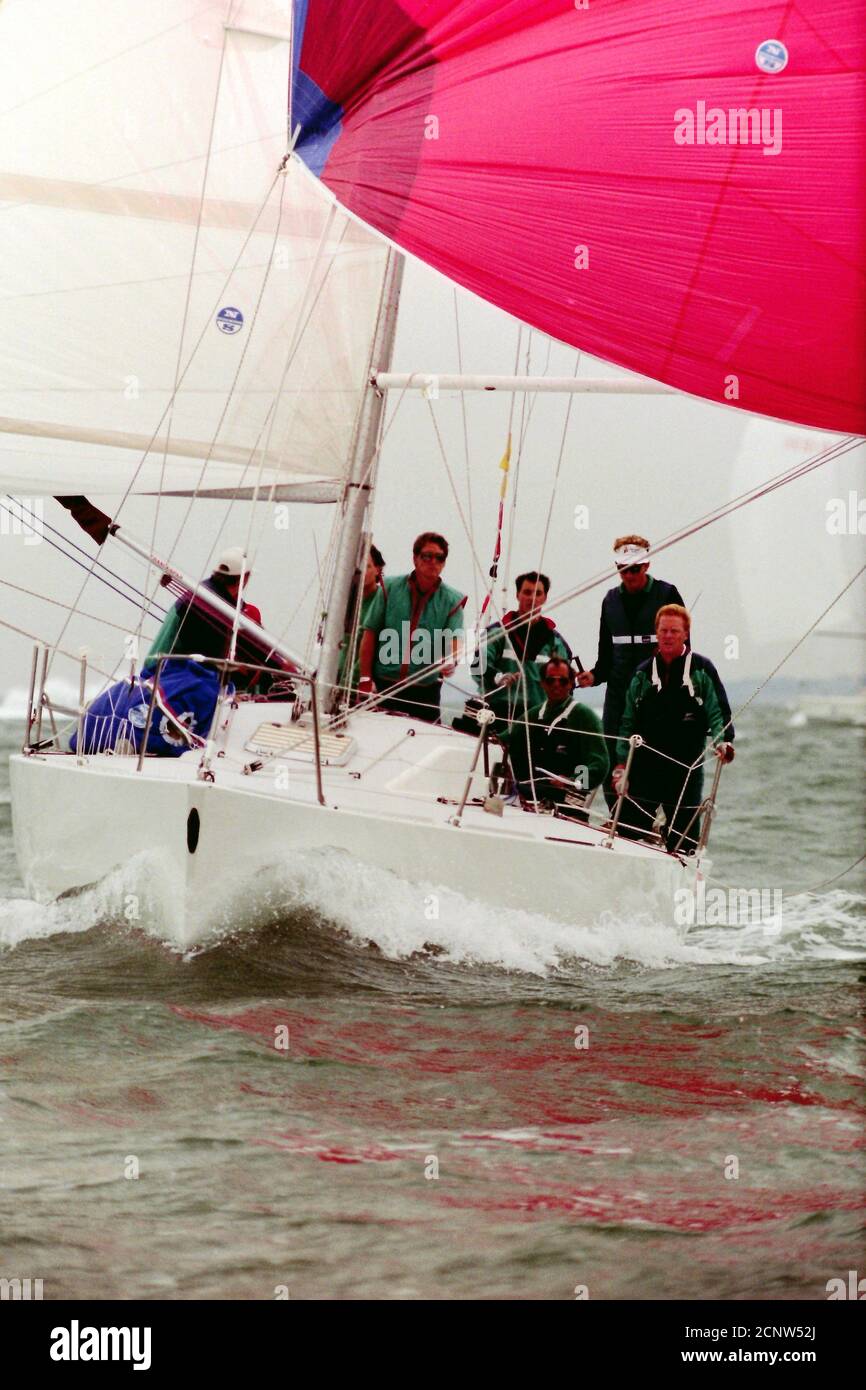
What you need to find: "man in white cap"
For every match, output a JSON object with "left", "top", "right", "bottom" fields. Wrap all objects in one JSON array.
[
  {"left": 576, "top": 534, "right": 686, "bottom": 809},
  {"left": 146, "top": 546, "right": 276, "bottom": 671}
]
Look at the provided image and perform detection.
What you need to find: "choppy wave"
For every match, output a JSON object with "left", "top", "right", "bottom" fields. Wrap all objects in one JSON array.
[
  {"left": 0, "top": 849, "right": 184, "bottom": 950},
  {"left": 2, "top": 845, "right": 863, "bottom": 974},
  {"left": 0, "top": 892, "right": 107, "bottom": 950}
]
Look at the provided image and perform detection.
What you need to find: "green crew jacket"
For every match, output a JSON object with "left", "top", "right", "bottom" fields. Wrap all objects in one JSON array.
[
  {"left": 362, "top": 573, "right": 466, "bottom": 686},
  {"left": 504, "top": 696, "right": 609, "bottom": 792},
  {"left": 337, "top": 588, "right": 379, "bottom": 690},
  {"left": 616, "top": 661, "right": 726, "bottom": 762},
  {"left": 472, "top": 617, "right": 571, "bottom": 725}
]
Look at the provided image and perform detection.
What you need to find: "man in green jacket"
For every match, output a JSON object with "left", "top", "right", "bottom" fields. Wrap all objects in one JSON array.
[
  {"left": 470, "top": 570, "right": 572, "bottom": 730},
  {"left": 358, "top": 531, "right": 466, "bottom": 723},
  {"left": 145, "top": 547, "right": 290, "bottom": 690},
  {"left": 503, "top": 657, "right": 609, "bottom": 819},
  {"left": 613, "top": 605, "right": 735, "bottom": 853}
]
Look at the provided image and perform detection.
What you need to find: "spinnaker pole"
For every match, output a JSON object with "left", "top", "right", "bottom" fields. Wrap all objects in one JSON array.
[
  {"left": 315, "top": 248, "right": 405, "bottom": 712},
  {"left": 55, "top": 496, "right": 308, "bottom": 674}
]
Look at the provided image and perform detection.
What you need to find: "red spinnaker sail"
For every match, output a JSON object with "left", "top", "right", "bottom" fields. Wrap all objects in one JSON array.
[{"left": 292, "top": 0, "right": 865, "bottom": 434}]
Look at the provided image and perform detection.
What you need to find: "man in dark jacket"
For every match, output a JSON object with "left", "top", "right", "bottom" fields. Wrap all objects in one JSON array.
[
  {"left": 577, "top": 534, "right": 732, "bottom": 807},
  {"left": 503, "top": 658, "right": 609, "bottom": 820},
  {"left": 612, "top": 606, "right": 735, "bottom": 854},
  {"left": 147, "top": 548, "right": 290, "bottom": 680}
]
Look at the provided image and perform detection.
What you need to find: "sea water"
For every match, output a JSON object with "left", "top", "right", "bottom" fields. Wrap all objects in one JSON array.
[{"left": 0, "top": 709, "right": 863, "bottom": 1300}]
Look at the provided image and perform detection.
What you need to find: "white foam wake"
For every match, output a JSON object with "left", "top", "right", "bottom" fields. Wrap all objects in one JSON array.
[
  {"left": 183, "top": 849, "right": 866, "bottom": 973},
  {"left": 2, "top": 845, "right": 864, "bottom": 973},
  {"left": 0, "top": 850, "right": 184, "bottom": 950}
]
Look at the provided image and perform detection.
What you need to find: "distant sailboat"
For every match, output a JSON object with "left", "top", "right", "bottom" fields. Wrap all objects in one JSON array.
[
  {"left": 2, "top": 1, "right": 864, "bottom": 944},
  {"left": 793, "top": 692, "right": 866, "bottom": 728}
]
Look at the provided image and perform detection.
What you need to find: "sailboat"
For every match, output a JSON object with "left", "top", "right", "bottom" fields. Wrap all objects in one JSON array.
[{"left": 2, "top": 1, "right": 863, "bottom": 947}]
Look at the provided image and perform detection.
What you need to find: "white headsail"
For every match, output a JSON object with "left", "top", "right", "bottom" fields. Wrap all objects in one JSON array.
[{"left": 0, "top": 0, "right": 389, "bottom": 499}]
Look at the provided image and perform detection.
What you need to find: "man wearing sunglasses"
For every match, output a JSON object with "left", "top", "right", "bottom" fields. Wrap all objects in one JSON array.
[
  {"left": 502, "top": 657, "right": 608, "bottom": 818},
  {"left": 358, "top": 531, "right": 466, "bottom": 722},
  {"left": 577, "top": 534, "right": 686, "bottom": 809}
]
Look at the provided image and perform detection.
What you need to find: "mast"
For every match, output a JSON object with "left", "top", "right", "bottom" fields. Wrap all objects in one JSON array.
[{"left": 316, "top": 248, "right": 405, "bottom": 712}]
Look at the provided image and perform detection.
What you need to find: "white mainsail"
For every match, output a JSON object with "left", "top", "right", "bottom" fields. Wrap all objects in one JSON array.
[{"left": 0, "top": 0, "right": 389, "bottom": 499}]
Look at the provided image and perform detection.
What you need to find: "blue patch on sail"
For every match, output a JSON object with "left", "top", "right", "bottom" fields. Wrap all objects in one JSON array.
[
  {"left": 293, "top": 69, "right": 342, "bottom": 177},
  {"left": 216, "top": 306, "right": 244, "bottom": 335},
  {"left": 290, "top": 0, "right": 341, "bottom": 177}
]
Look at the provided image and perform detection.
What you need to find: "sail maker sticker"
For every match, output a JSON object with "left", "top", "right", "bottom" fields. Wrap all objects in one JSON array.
[
  {"left": 216, "top": 306, "right": 244, "bottom": 334},
  {"left": 755, "top": 40, "right": 788, "bottom": 73}
]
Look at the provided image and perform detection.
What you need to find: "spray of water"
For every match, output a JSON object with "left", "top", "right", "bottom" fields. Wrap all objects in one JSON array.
[{"left": 1, "top": 846, "right": 862, "bottom": 972}]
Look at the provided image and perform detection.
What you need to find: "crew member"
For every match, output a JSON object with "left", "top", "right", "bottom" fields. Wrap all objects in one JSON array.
[
  {"left": 358, "top": 532, "right": 466, "bottom": 723},
  {"left": 470, "top": 570, "right": 572, "bottom": 729},
  {"left": 337, "top": 543, "right": 385, "bottom": 695},
  {"left": 503, "top": 657, "right": 609, "bottom": 819},
  {"left": 147, "top": 548, "right": 288, "bottom": 678},
  {"left": 612, "top": 605, "right": 735, "bottom": 854},
  {"left": 576, "top": 535, "right": 686, "bottom": 808}
]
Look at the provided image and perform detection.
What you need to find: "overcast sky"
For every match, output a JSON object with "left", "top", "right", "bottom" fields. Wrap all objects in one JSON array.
[{"left": 1, "top": 253, "right": 864, "bottom": 705}]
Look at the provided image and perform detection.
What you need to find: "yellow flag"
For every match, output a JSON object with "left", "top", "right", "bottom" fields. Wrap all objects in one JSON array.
[{"left": 498, "top": 433, "right": 512, "bottom": 499}]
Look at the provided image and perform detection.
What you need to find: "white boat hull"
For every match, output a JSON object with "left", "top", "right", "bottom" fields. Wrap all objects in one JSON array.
[{"left": 10, "top": 706, "right": 699, "bottom": 948}]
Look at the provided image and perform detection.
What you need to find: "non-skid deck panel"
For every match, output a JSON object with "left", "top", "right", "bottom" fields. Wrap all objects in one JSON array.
[{"left": 244, "top": 721, "right": 355, "bottom": 765}]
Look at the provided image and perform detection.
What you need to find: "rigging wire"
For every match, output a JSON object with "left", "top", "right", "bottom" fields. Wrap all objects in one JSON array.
[
  {"left": 729, "top": 560, "right": 866, "bottom": 724},
  {"left": 150, "top": 131, "right": 297, "bottom": 667},
  {"left": 135, "top": 155, "right": 338, "bottom": 672},
  {"left": 0, "top": 577, "right": 153, "bottom": 636},
  {"left": 423, "top": 397, "right": 508, "bottom": 633},
  {"left": 234, "top": 198, "right": 343, "bottom": 658},
  {"left": 0, "top": 499, "right": 167, "bottom": 623},
  {"left": 2, "top": 497, "right": 170, "bottom": 707},
  {"left": 789, "top": 853, "right": 866, "bottom": 896},
  {"left": 3, "top": 496, "right": 168, "bottom": 616},
  {"left": 353, "top": 436, "right": 864, "bottom": 720},
  {"left": 452, "top": 287, "right": 478, "bottom": 613},
  {"left": 265, "top": 374, "right": 416, "bottom": 667},
  {"left": 302, "top": 356, "right": 422, "bottom": 683},
  {"left": 2, "top": 244, "right": 362, "bottom": 307},
  {"left": 0, "top": 1, "right": 226, "bottom": 129},
  {"left": 501, "top": 333, "right": 554, "bottom": 602},
  {"left": 46, "top": 161, "right": 288, "bottom": 672},
  {"left": 540, "top": 434, "right": 864, "bottom": 629},
  {"left": 0, "top": 613, "right": 115, "bottom": 682},
  {"left": 704, "top": 851, "right": 866, "bottom": 904},
  {"left": 139, "top": 0, "right": 239, "bottom": 655},
  {"left": 536, "top": 352, "right": 581, "bottom": 578},
  {"left": 500, "top": 330, "right": 531, "bottom": 602},
  {"left": 662, "top": 556, "right": 866, "bottom": 834},
  {"left": 502, "top": 348, "right": 585, "bottom": 813}
]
